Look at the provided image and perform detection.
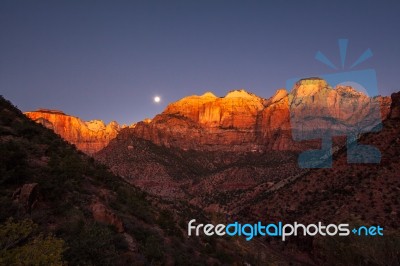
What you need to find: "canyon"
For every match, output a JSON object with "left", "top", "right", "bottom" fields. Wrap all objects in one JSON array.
[
  {"left": 24, "top": 78, "right": 394, "bottom": 207},
  {"left": 18, "top": 80, "right": 400, "bottom": 265}
]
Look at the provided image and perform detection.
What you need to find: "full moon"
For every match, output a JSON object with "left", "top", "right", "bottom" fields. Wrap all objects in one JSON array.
[{"left": 154, "top": 96, "right": 161, "bottom": 103}]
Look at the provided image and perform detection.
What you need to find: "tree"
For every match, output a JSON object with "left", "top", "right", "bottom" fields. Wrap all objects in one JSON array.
[{"left": 0, "top": 218, "right": 66, "bottom": 265}]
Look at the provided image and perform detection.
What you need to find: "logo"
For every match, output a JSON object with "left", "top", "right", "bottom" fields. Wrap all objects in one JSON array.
[
  {"left": 188, "top": 219, "right": 384, "bottom": 241},
  {"left": 286, "top": 39, "right": 382, "bottom": 168}
]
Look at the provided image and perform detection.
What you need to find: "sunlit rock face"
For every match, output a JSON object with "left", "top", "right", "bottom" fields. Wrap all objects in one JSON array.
[
  {"left": 132, "top": 80, "right": 391, "bottom": 152},
  {"left": 25, "top": 79, "right": 392, "bottom": 154},
  {"left": 25, "top": 110, "right": 120, "bottom": 155},
  {"left": 288, "top": 79, "right": 390, "bottom": 145},
  {"left": 258, "top": 89, "right": 292, "bottom": 150},
  {"left": 132, "top": 90, "right": 267, "bottom": 152}
]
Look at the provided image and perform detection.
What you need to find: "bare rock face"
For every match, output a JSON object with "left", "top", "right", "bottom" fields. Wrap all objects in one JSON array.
[
  {"left": 25, "top": 110, "right": 120, "bottom": 155},
  {"left": 288, "top": 79, "right": 387, "bottom": 145},
  {"left": 133, "top": 90, "right": 266, "bottom": 152},
  {"left": 24, "top": 79, "right": 392, "bottom": 154},
  {"left": 258, "top": 89, "right": 293, "bottom": 150},
  {"left": 13, "top": 183, "right": 39, "bottom": 212},
  {"left": 132, "top": 82, "right": 391, "bottom": 152},
  {"left": 90, "top": 201, "right": 124, "bottom": 233}
]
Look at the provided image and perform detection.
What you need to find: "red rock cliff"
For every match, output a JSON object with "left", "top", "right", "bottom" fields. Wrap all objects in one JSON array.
[
  {"left": 25, "top": 110, "right": 120, "bottom": 154},
  {"left": 132, "top": 80, "right": 391, "bottom": 152},
  {"left": 25, "top": 79, "right": 392, "bottom": 154}
]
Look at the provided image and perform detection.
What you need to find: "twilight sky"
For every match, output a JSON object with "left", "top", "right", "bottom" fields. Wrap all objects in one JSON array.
[{"left": 1, "top": 0, "right": 399, "bottom": 124}]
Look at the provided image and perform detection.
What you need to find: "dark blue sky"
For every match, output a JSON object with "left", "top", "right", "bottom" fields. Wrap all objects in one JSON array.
[{"left": 1, "top": 0, "right": 399, "bottom": 124}]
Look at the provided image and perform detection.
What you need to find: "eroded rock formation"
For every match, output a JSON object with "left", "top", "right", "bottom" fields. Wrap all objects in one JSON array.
[
  {"left": 25, "top": 79, "right": 392, "bottom": 154},
  {"left": 25, "top": 110, "right": 120, "bottom": 154},
  {"left": 131, "top": 80, "right": 391, "bottom": 152}
]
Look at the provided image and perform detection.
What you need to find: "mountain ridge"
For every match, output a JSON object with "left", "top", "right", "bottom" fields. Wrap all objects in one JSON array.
[
  {"left": 7, "top": 86, "right": 400, "bottom": 265},
  {"left": 24, "top": 79, "right": 392, "bottom": 154},
  {"left": 132, "top": 79, "right": 391, "bottom": 152},
  {"left": 25, "top": 110, "right": 122, "bottom": 155}
]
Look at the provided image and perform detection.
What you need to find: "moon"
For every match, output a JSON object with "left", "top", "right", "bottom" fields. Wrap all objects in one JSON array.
[{"left": 154, "top": 96, "right": 161, "bottom": 103}]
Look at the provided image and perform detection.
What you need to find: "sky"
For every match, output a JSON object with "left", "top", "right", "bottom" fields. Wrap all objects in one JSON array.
[{"left": 1, "top": 0, "right": 399, "bottom": 124}]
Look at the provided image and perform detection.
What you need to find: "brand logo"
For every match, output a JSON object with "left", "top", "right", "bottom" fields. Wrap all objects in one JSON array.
[
  {"left": 188, "top": 219, "right": 384, "bottom": 241},
  {"left": 287, "top": 39, "right": 382, "bottom": 168}
]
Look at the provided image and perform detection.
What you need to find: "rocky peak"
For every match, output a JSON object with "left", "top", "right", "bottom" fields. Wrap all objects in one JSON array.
[
  {"left": 269, "top": 89, "right": 288, "bottom": 104},
  {"left": 225, "top": 89, "right": 259, "bottom": 99},
  {"left": 335, "top": 85, "right": 366, "bottom": 97},
  {"left": 200, "top": 92, "right": 217, "bottom": 98},
  {"left": 25, "top": 110, "right": 120, "bottom": 155},
  {"left": 35, "top": 108, "right": 66, "bottom": 115},
  {"left": 85, "top": 120, "right": 107, "bottom": 131},
  {"left": 292, "top": 77, "right": 329, "bottom": 97},
  {"left": 122, "top": 123, "right": 137, "bottom": 129}
]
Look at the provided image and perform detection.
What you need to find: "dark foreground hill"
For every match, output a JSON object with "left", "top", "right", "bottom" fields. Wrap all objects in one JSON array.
[{"left": 0, "top": 95, "right": 269, "bottom": 265}]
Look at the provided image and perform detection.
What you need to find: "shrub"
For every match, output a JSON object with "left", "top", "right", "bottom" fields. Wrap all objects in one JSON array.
[
  {"left": 144, "top": 234, "right": 164, "bottom": 262},
  {"left": 0, "top": 218, "right": 66, "bottom": 265},
  {"left": 313, "top": 232, "right": 400, "bottom": 265}
]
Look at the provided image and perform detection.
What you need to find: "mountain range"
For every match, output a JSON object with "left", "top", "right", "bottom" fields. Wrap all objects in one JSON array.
[
  {"left": 26, "top": 78, "right": 391, "bottom": 154},
  {"left": 9, "top": 77, "right": 400, "bottom": 265}
]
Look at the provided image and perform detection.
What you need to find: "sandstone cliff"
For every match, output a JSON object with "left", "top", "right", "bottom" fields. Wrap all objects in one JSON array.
[
  {"left": 24, "top": 79, "right": 392, "bottom": 154},
  {"left": 25, "top": 109, "right": 120, "bottom": 154},
  {"left": 131, "top": 80, "right": 391, "bottom": 152},
  {"left": 132, "top": 90, "right": 266, "bottom": 151}
]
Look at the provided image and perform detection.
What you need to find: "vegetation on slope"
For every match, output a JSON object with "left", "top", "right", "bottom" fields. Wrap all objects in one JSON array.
[{"left": 0, "top": 95, "right": 261, "bottom": 265}]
